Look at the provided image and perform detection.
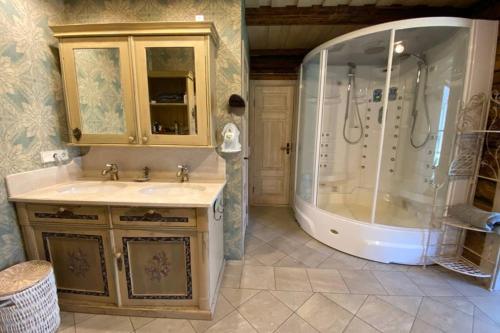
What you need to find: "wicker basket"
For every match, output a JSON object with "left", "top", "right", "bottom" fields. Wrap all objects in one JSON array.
[{"left": 0, "top": 261, "right": 60, "bottom": 333}]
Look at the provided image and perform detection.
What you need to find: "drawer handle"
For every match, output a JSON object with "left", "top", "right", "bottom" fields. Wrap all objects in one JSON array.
[
  {"left": 58, "top": 207, "right": 66, "bottom": 213},
  {"left": 115, "top": 252, "right": 123, "bottom": 271},
  {"left": 147, "top": 209, "right": 156, "bottom": 215}
]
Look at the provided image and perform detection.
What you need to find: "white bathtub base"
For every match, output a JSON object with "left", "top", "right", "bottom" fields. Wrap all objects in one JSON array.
[{"left": 294, "top": 196, "right": 440, "bottom": 265}]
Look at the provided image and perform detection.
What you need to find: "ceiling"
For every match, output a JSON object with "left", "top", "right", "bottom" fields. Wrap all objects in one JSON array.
[{"left": 244, "top": 0, "right": 496, "bottom": 78}]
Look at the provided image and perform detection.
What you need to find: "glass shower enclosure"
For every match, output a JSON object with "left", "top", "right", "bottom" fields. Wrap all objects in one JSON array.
[{"left": 294, "top": 18, "right": 498, "bottom": 264}]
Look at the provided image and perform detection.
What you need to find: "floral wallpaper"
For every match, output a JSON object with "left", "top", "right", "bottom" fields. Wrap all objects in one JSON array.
[
  {"left": 74, "top": 48, "right": 126, "bottom": 134},
  {"left": 0, "top": 0, "right": 247, "bottom": 269},
  {"left": 0, "top": 0, "right": 73, "bottom": 270}
]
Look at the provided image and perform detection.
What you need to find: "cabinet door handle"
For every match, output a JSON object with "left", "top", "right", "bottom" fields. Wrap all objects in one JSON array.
[
  {"left": 115, "top": 252, "right": 123, "bottom": 271},
  {"left": 128, "top": 136, "right": 135, "bottom": 143},
  {"left": 142, "top": 136, "right": 149, "bottom": 143}
]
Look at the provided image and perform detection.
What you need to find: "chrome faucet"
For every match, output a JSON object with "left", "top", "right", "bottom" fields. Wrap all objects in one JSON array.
[
  {"left": 176, "top": 165, "right": 189, "bottom": 183},
  {"left": 102, "top": 163, "right": 119, "bottom": 181}
]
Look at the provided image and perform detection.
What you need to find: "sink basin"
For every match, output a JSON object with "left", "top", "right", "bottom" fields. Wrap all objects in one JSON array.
[
  {"left": 139, "top": 184, "right": 206, "bottom": 196},
  {"left": 56, "top": 182, "right": 128, "bottom": 195}
]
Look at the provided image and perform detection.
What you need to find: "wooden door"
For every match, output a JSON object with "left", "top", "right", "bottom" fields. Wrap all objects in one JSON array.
[{"left": 251, "top": 82, "right": 295, "bottom": 206}]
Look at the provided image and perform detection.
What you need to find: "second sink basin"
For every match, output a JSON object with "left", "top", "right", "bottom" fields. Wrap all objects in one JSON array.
[
  {"left": 56, "top": 182, "right": 128, "bottom": 195},
  {"left": 139, "top": 184, "right": 206, "bottom": 196}
]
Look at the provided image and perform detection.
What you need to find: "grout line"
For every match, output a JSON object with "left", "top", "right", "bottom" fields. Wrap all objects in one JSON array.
[{"left": 409, "top": 295, "right": 425, "bottom": 332}]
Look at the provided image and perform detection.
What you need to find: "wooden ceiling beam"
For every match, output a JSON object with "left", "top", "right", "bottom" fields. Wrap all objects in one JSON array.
[{"left": 246, "top": 4, "right": 469, "bottom": 26}]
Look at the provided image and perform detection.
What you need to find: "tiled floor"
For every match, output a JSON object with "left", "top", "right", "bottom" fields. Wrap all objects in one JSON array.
[{"left": 59, "top": 206, "right": 500, "bottom": 333}]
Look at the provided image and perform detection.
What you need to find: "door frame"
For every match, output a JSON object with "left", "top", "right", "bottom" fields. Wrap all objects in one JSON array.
[{"left": 249, "top": 80, "right": 297, "bottom": 206}]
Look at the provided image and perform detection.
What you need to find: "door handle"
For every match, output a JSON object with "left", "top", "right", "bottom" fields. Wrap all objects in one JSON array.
[
  {"left": 115, "top": 252, "right": 123, "bottom": 271},
  {"left": 280, "top": 143, "right": 291, "bottom": 155}
]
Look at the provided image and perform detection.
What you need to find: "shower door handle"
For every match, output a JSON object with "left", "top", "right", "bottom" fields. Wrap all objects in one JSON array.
[{"left": 280, "top": 143, "right": 291, "bottom": 155}]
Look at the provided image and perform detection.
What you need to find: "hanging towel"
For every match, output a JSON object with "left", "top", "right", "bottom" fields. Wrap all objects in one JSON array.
[{"left": 448, "top": 204, "right": 500, "bottom": 232}]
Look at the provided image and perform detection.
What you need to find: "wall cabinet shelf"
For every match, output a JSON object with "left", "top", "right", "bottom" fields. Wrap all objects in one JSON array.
[{"left": 51, "top": 22, "right": 218, "bottom": 147}]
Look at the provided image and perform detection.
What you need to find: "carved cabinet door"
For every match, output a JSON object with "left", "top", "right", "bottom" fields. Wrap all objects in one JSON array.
[
  {"left": 113, "top": 229, "right": 198, "bottom": 306},
  {"left": 33, "top": 227, "right": 117, "bottom": 304}
]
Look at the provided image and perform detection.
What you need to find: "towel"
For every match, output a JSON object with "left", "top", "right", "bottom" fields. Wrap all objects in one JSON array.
[{"left": 448, "top": 204, "right": 500, "bottom": 232}]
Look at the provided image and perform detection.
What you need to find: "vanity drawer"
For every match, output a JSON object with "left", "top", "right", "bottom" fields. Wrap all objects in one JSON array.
[
  {"left": 111, "top": 207, "right": 196, "bottom": 228},
  {"left": 27, "top": 204, "right": 108, "bottom": 225}
]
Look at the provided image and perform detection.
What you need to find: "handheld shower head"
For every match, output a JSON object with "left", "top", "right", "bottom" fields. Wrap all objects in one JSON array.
[{"left": 347, "top": 62, "right": 356, "bottom": 75}]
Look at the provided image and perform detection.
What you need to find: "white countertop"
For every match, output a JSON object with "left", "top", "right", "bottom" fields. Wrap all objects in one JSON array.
[{"left": 8, "top": 180, "right": 226, "bottom": 208}]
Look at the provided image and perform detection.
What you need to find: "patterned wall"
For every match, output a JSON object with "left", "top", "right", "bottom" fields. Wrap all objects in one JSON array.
[
  {"left": 0, "top": 0, "right": 246, "bottom": 269},
  {"left": 0, "top": 0, "right": 72, "bottom": 269}
]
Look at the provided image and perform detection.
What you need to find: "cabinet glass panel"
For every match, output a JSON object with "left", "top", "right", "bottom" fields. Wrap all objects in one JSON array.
[
  {"left": 123, "top": 237, "right": 192, "bottom": 299},
  {"left": 145, "top": 47, "right": 197, "bottom": 136},
  {"left": 74, "top": 48, "right": 126, "bottom": 135},
  {"left": 42, "top": 232, "right": 109, "bottom": 296}
]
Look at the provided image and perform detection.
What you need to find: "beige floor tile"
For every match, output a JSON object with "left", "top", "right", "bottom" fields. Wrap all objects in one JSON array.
[
  {"left": 58, "top": 326, "right": 76, "bottom": 333},
  {"left": 357, "top": 296, "right": 415, "bottom": 333},
  {"left": 205, "top": 311, "right": 256, "bottom": 333},
  {"left": 75, "top": 314, "right": 134, "bottom": 333},
  {"left": 250, "top": 225, "right": 283, "bottom": 242},
  {"left": 190, "top": 295, "right": 234, "bottom": 332},
  {"left": 339, "top": 270, "right": 387, "bottom": 295},
  {"left": 275, "top": 267, "right": 312, "bottom": 291},
  {"left": 269, "top": 235, "right": 303, "bottom": 255},
  {"left": 74, "top": 313, "right": 96, "bottom": 325},
  {"left": 243, "top": 253, "right": 265, "bottom": 266},
  {"left": 247, "top": 243, "right": 286, "bottom": 266},
  {"left": 416, "top": 297, "right": 473, "bottom": 333},
  {"left": 364, "top": 261, "right": 410, "bottom": 272},
  {"left": 344, "top": 317, "right": 381, "bottom": 333},
  {"left": 473, "top": 308, "right": 500, "bottom": 333},
  {"left": 273, "top": 255, "right": 310, "bottom": 268},
  {"left": 319, "top": 251, "right": 368, "bottom": 270},
  {"left": 270, "top": 290, "right": 313, "bottom": 311},
  {"left": 59, "top": 312, "right": 75, "bottom": 331},
  {"left": 430, "top": 296, "right": 475, "bottom": 315},
  {"left": 275, "top": 314, "right": 318, "bottom": 333},
  {"left": 283, "top": 229, "right": 312, "bottom": 245},
  {"left": 307, "top": 268, "right": 349, "bottom": 293},
  {"left": 245, "top": 235, "right": 265, "bottom": 254},
  {"left": 467, "top": 296, "right": 500, "bottom": 324},
  {"left": 238, "top": 291, "right": 292, "bottom": 333},
  {"left": 240, "top": 265, "right": 275, "bottom": 290},
  {"left": 221, "top": 263, "right": 243, "bottom": 288},
  {"left": 410, "top": 319, "right": 443, "bottom": 333},
  {"left": 289, "top": 246, "right": 329, "bottom": 268},
  {"left": 136, "top": 318, "right": 195, "bottom": 333},
  {"left": 297, "top": 293, "right": 353, "bottom": 332},
  {"left": 129, "top": 317, "right": 155, "bottom": 331},
  {"left": 405, "top": 269, "right": 461, "bottom": 296},
  {"left": 220, "top": 288, "right": 260, "bottom": 307},
  {"left": 377, "top": 296, "right": 422, "bottom": 316},
  {"left": 444, "top": 275, "right": 493, "bottom": 297},
  {"left": 372, "top": 271, "right": 424, "bottom": 296},
  {"left": 322, "top": 293, "right": 368, "bottom": 314},
  {"left": 304, "top": 239, "right": 337, "bottom": 256}
]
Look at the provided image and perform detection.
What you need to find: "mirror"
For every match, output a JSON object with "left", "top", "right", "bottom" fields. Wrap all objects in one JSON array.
[
  {"left": 145, "top": 47, "right": 197, "bottom": 136},
  {"left": 74, "top": 48, "right": 126, "bottom": 135}
]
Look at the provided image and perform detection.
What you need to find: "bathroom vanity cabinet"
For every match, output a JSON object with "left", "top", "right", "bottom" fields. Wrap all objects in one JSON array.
[
  {"left": 14, "top": 196, "right": 224, "bottom": 319},
  {"left": 51, "top": 22, "right": 218, "bottom": 147}
]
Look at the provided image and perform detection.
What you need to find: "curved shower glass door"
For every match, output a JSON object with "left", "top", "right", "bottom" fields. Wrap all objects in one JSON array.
[
  {"left": 375, "top": 26, "right": 470, "bottom": 228},
  {"left": 317, "top": 30, "right": 391, "bottom": 222},
  {"left": 296, "top": 53, "right": 321, "bottom": 203}
]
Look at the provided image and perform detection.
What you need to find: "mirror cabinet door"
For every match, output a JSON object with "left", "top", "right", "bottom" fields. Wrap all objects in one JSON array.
[
  {"left": 134, "top": 37, "right": 208, "bottom": 145},
  {"left": 60, "top": 38, "right": 136, "bottom": 144}
]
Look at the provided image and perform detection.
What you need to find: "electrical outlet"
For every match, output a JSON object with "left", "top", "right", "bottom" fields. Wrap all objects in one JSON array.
[{"left": 41, "top": 149, "right": 69, "bottom": 163}]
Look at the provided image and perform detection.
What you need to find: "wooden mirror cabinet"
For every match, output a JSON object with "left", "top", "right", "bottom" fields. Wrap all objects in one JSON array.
[{"left": 51, "top": 22, "right": 218, "bottom": 147}]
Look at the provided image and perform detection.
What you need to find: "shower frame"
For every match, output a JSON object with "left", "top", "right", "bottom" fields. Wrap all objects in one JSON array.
[{"left": 293, "top": 17, "right": 499, "bottom": 265}]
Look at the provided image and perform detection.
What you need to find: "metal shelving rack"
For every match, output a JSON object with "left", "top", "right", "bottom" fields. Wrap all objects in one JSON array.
[{"left": 424, "top": 93, "right": 500, "bottom": 290}]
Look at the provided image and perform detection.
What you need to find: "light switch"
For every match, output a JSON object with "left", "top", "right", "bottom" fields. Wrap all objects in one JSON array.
[{"left": 41, "top": 149, "right": 69, "bottom": 163}]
